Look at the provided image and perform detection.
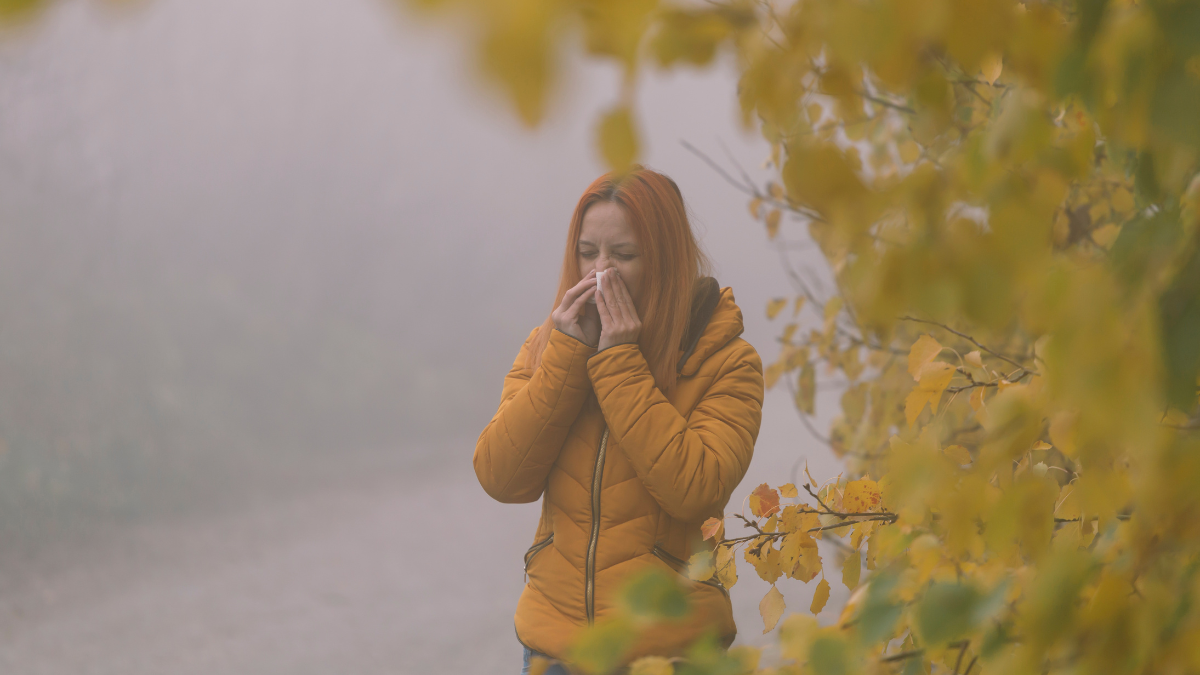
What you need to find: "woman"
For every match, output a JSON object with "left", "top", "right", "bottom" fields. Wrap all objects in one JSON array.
[{"left": 474, "top": 166, "right": 765, "bottom": 673}]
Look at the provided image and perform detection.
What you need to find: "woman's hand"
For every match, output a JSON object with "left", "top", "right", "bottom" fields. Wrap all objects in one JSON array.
[
  {"left": 596, "top": 269, "right": 642, "bottom": 352},
  {"left": 552, "top": 270, "right": 601, "bottom": 347}
]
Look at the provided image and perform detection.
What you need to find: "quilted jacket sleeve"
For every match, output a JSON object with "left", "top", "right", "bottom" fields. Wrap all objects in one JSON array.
[
  {"left": 586, "top": 340, "right": 764, "bottom": 522},
  {"left": 474, "top": 327, "right": 597, "bottom": 503}
]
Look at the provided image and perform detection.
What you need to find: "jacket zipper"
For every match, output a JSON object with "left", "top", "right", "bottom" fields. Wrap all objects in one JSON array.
[
  {"left": 523, "top": 534, "right": 553, "bottom": 581},
  {"left": 652, "top": 544, "right": 729, "bottom": 598},
  {"left": 585, "top": 425, "right": 609, "bottom": 624}
]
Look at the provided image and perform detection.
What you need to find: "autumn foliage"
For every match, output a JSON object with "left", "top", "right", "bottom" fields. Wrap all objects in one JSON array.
[{"left": 420, "top": 0, "right": 1200, "bottom": 673}]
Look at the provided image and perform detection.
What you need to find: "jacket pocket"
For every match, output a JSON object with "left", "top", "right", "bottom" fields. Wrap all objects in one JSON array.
[
  {"left": 524, "top": 534, "right": 554, "bottom": 573},
  {"left": 651, "top": 543, "right": 728, "bottom": 598}
]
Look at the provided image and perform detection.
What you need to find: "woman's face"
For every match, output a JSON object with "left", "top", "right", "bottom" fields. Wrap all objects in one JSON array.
[{"left": 578, "top": 201, "right": 644, "bottom": 307}]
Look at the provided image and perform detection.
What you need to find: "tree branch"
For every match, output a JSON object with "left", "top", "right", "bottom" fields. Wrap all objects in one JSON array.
[{"left": 900, "top": 315, "right": 1038, "bottom": 375}]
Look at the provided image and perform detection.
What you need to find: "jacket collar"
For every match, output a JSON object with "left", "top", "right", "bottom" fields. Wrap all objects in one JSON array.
[{"left": 676, "top": 277, "right": 745, "bottom": 376}]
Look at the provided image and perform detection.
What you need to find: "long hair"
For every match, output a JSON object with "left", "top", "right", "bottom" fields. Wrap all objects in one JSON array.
[{"left": 523, "top": 166, "right": 714, "bottom": 394}]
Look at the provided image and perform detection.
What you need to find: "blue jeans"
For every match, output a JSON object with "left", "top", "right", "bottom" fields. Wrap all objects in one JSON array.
[{"left": 521, "top": 646, "right": 571, "bottom": 675}]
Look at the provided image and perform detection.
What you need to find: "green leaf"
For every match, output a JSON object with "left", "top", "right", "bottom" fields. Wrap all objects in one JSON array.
[
  {"left": 597, "top": 106, "right": 640, "bottom": 172},
  {"left": 916, "top": 582, "right": 996, "bottom": 647},
  {"left": 569, "top": 617, "right": 637, "bottom": 675},
  {"left": 857, "top": 572, "right": 903, "bottom": 645},
  {"left": 1159, "top": 243, "right": 1200, "bottom": 409},
  {"left": 1151, "top": 63, "right": 1200, "bottom": 148},
  {"left": 620, "top": 568, "right": 690, "bottom": 620},
  {"left": 808, "top": 636, "right": 850, "bottom": 675},
  {"left": 1110, "top": 207, "right": 1180, "bottom": 291}
]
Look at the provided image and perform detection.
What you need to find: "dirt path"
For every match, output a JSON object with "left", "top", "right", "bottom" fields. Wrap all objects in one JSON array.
[
  {"left": 0, "top": 401, "right": 840, "bottom": 674},
  {"left": 0, "top": 459, "right": 542, "bottom": 675}
]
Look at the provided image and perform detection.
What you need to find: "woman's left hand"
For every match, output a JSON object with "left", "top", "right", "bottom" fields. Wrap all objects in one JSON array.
[{"left": 596, "top": 269, "right": 642, "bottom": 352}]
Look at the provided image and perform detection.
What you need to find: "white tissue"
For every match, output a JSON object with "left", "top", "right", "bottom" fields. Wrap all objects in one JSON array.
[{"left": 588, "top": 269, "right": 606, "bottom": 304}]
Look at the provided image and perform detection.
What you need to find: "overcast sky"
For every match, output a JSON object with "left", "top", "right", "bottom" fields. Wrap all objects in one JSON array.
[
  {"left": 0, "top": 1, "right": 854, "bottom": 669},
  {"left": 0, "top": 0, "right": 843, "bottom": 523}
]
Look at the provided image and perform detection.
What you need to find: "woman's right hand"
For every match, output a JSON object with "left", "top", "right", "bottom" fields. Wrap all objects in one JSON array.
[{"left": 552, "top": 270, "right": 600, "bottom": 348}]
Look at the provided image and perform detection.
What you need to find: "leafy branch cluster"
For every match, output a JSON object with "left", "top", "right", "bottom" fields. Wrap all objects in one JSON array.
[{"left": 405, "top": 0, "right": 1200, "bottom": 672}]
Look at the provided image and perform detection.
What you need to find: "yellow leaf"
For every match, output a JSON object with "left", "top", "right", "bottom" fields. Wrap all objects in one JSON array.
[
  {"left": 780, "top": 483, "right": 799, "bottom": 498},
  {"left": 964, "top": 350, "right": 983, "bottom": 369},
  {"left": 779, "top": 532, "right": 805, "bottom": 573},
  {"left": 823, "top": 295, "right": 844, "bottom": 322},
  {"left": 701, "top": 517, "right": 724, "bottom": 541},
  {"left": 727, "top": 646, "right": 760, "bottom": 673},
  {"left": 715, "top": 544, "right": 738, "bottom": 589},
  {"left": 630, "top": 656, "right": 674, "bottom": 675},
  {"left": 944, "top": 444, "right": 973, "bottom": 465},
  {"left": 688, "top": 550, "right": 715, "bottom": 582},
  {"left": 764, "top": 362, "right": 785, "bottom": 390},
  {"left": 527, "top": 655, "right": 554, "bottom": 675},
  {"left": 760, "top": 585, "right": 786, "bottom": 633},
  {"left": 767, "top": 297, "right": 787, "bottom": 320},
  {"left": 766, "top": 209, "right": 782, "bottom": 238},
  {"left": 1111, "top": 187, "right": 1134, "bottom": 212},
  {"left": 981, "top": 52, "right": 1003, "bottom": 85},
  {"left": 810, "top": 578, "right": 831, "bottom": 615},
  {"left": 744, "top": 537, "right": 783, "bottom": 584},
  {"left": 750, "top": 483, "right": 781, "bottom": 518},
  {"left": 781, "top": 142, "right": 871, "bottom": 222},
  {"left": 793, "top": 546, "right": 823, "bottom": 582},
  {"left": 1092, "top": 223, "right": 1120, "bottom": 248},
  {"left": 1050, "top": 411, "right": 1079, "bottom": 457},
  {"left": 905, "top": 361, "right": 956, "bottom": 426},
  {"left": 784, "top": 344, "right": 810, "bottom": 369},
  {"left": 780, "top": 505, "right": 821, "bottom": 536},
  {"left": 793, "top": 295, "right": 807, "bottom": 317},
  {"left": 782, "top": 323, "right": 799, "bottom": 343},
  {"left": 597, "top": 106, "right": 639, "bottom": 171},
  {"left": 796, "top": 363, "right": 816, "bottom": 415},
  {"left": 748, "top": 197, "right": 763, "bottom": 218},
  {"left": 841, "top": 550, "right": 861, "bottom": 589},
  {"left": 805, "top": 461, "right": 818, "bottom": 488},
  {"left": 768, "top": 182, "right": 784, "bottom": 200},
  {"left": 969, "top": 386, "right": 988, "bottom": 426},
  {"left": 842, "top": 478, "right": 882, "bottom": 513},
  {"left": 1163, "top": 408, "right": 1190, "bottom": 426},
  {"left": 780, "top": 615, "right": 819, "bottom": 661},
  {"left": 806, "top": 103, "right": 823, "bottom": 124},
  {"left": 969, "top": 386, "right": 985, "bottom": 411},
  {"left": 1033, "top": 441, "right": 1052, "bottom": 451},
  {"left": 649, "top": 8, "right": 731, "bottom": 68},
  {"left": 907, "top": 334, "right": 944, "bottom": 379},
  {"left": 477, "top": 0, "right": 555, "bottom": 127},
  {"left": 899, "top": 139, "right": 921, "bottom": 164},
  {"left": 850, "top": 520, "right": 877, "bottom": 550}
]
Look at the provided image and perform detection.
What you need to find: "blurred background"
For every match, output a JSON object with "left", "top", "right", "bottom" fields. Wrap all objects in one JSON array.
[{"left": 0, "top": 0, "right": 843, "bottom": 672}]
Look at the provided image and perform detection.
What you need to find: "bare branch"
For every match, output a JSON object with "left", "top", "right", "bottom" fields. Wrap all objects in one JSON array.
[
  {"left": 681, "top": 140, "right": 757, "bottom": 196},
  {"left": 858, "top": 89, "right": 916, "bottom": 114},
  {"left": 900, "top": 315, "right": 1038, "bottom": 375}
]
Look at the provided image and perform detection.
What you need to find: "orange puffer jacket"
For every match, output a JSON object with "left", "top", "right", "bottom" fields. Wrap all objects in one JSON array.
[{"left": 474, "top": 278, "right": 765, "bottom": 666}]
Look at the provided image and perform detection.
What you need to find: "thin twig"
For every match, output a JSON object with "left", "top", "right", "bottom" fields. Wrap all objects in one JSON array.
[
  {"left": 809, "top": 515, "right": 897, "bottom": 533},
  {"left": 858, "top": 89, "right": 916, "bottom": 114},
  {"left": 953, "top": 640, "right": 969, "bottom": 674},
  {"left": 718, "top": 137, "right": 758, "bottom": 195},
  {"left": 881, "top": 649, "right": 924, "bottom": 663},
  {"left": 900, "top": 315, "right": 1037, "bottom": 374},
  {"left": 682, "top": 140, "right": 756, "bottom": 196},
  {"left": 804, "top": 483, "right": 835, "bottom": 513}
]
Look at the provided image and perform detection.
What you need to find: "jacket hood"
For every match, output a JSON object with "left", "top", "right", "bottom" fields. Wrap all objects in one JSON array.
[{"left": 676, "top": 277, "right": 744, "bottom": 377}]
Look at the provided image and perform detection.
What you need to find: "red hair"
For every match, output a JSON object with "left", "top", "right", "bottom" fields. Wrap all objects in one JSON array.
[{"left": 524, "top": 166, "right": 714, "bottom": 394}]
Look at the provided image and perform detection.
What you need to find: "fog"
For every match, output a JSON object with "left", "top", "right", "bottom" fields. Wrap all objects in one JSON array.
[{"left": 0, "top": 0, "right": 845, "bottom": 671}]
